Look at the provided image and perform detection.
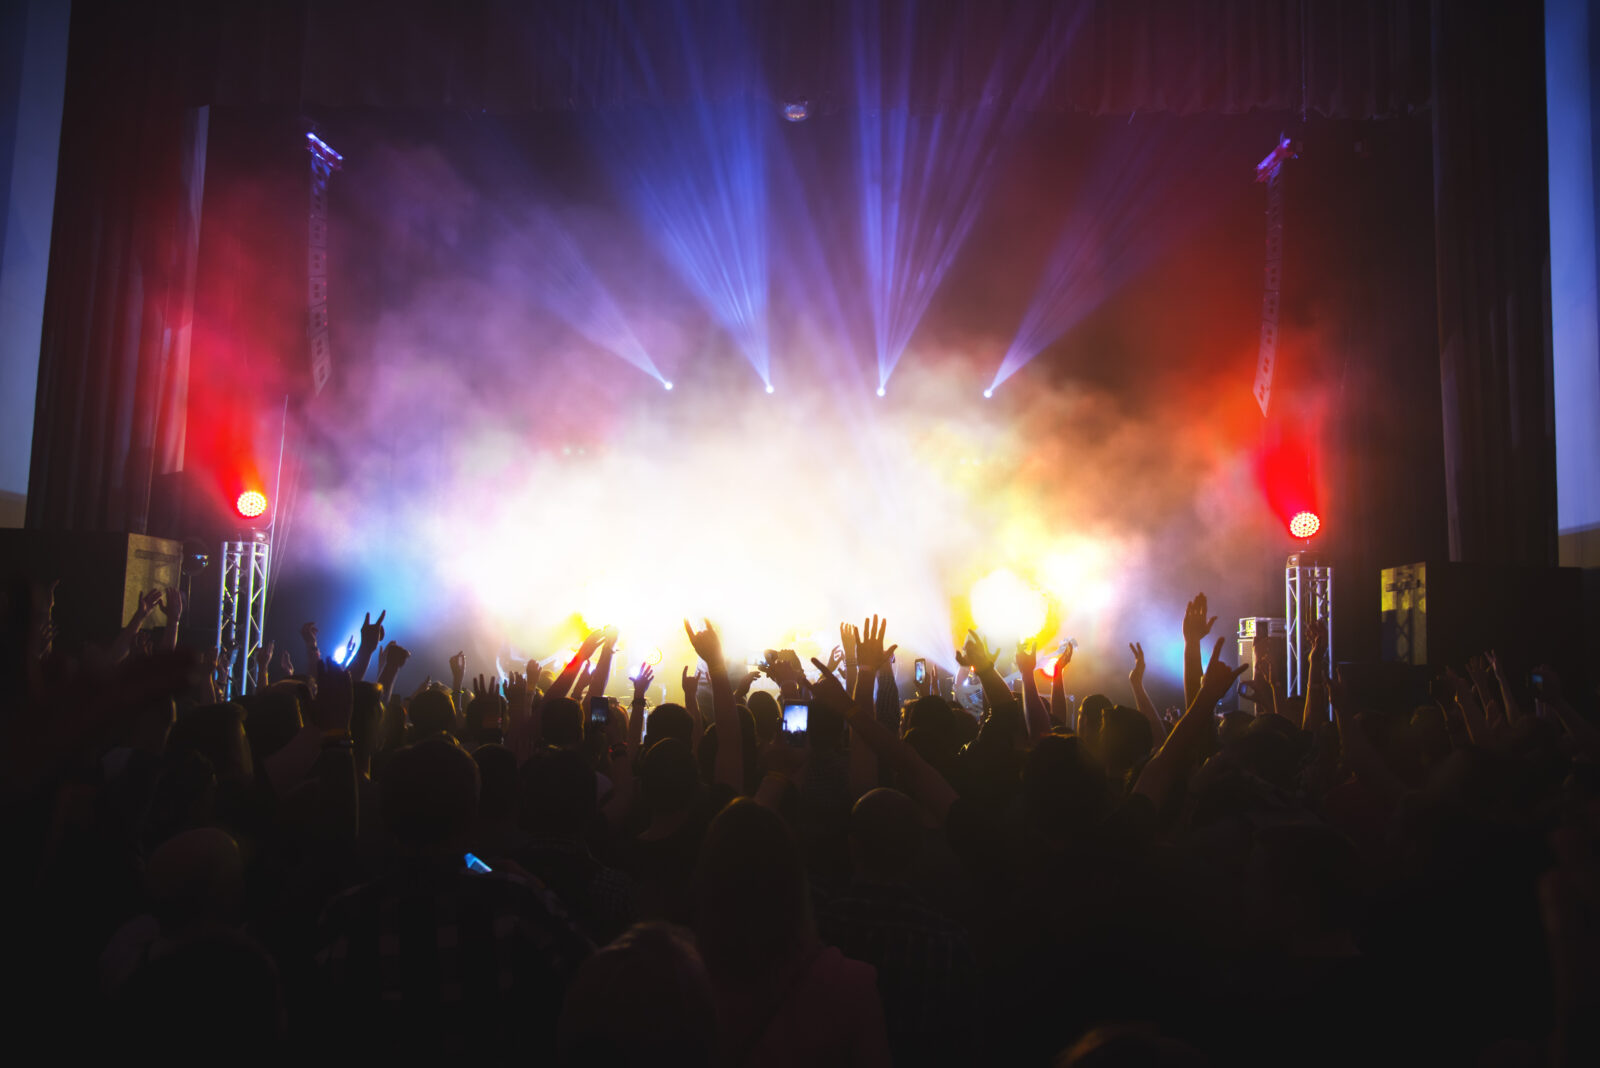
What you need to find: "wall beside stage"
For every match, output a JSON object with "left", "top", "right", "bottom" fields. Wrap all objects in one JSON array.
[{"left": 0, "top": 0, "right": 69, "bottom": 529}]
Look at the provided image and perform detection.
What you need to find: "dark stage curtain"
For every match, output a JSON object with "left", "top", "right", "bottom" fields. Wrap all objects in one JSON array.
[
  {"left": 25, "top": 2, "right": 215, "bottom": 533},
  {"left": 1430, "top": 0, "right": 1558, "bottom": 566},
  {"left": 209, "top": 0, "right": 1430, "bottom": 120}
]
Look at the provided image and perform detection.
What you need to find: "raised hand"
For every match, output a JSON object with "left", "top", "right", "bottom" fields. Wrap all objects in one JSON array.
[
  {"left": 343, "top": 635, "right": 357, "bottom": 662},
  {"left": 300, "top": 620, "right": 319, "bottom": 648},
  {"left": 855, "top": 615, "right": 898, "bottom": 675},
  {"left": 734, "top": 668, "right": 762, "bottom": 698},
  {"left": 1052, "top": 640, "right": 1074, "bottom": 680},
  {"left": 808, "top": 657, "right": 851, "bottom": 712},
  {"left": 681, "top": 665, "right": 700, "bottom": 703},
  {"left": 826, "top": 645, "right": 846, "bottom": 674},
  {"left": 277, "top": 647, "right": 294, "bottom": 678},
  {"left": 955, "top": 630, "right": 998, "bottom": 674},
  {"left": 162, "top": 586, "right": 184, "bottom": 623},
  {"left": 576, "top": 628, "right": 606, "bottom": 662},
  {"left": 450, "top": 650, "right": 467, "bottom": 690},
  {"left": 254, "top": 639, "right": 276, "bottom": 680},
  {"left": 1308, "top": 618, "right": 1328, "bottom": 667},
  {"left": 759, "top": 650, "right": 804, "bottom": 692},
  {"left": 359, "top": 610, "right": 386, "bottom": 651},
  {"left": 1443, "top": 666, "right": 1478, "bottom": 707},
  {"left": 505, "top": 671, "right": 529, "bottom": 722},
  {"left": 472, "top": 673, "right": 499, "bottom": 700},
  {"left": 840, "top": 622, "right": 859, "bottom": 667},
  {"left": 1465, "top": 653, "right": 1494, "bottom": 695},
  {"left": 683, "top": 618, "right": 724, "bottom": 666},
  {"left": 1182, "top": 593, "right": 1216, "bottom": 643},
  {"left": 1123, "top": 641, "right": 1145, "bottom": 686},
  {"left": 380, "top": 641, "right": 410, "bottom": 676},
  {"left": 632, "top": 663, "right": 655, "bottom": 703},
  {"left": 1197, "top": 635, "right": 1250, "bottom": 705},
  {"left": 1015, "top": 639, "right": 1039, "bottom": 677}
]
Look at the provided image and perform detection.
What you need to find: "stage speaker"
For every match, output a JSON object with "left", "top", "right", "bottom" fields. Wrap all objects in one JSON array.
[
  {"left": 0, "top": 530, "right": 184, "bottom": 653},
  {"left": 1380, "top": 561, "right": 1585, "bottom": 688}
]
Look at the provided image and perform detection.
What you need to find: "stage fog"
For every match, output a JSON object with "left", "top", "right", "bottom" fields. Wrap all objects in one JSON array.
[{"left": 270, "top": 106, "right": 1333, "bottom": 699}]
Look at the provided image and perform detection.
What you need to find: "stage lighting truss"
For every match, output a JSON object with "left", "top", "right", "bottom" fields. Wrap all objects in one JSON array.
[
  {"left": 1252, "top": 136, "right": 1291, "bottom": 416},
  {"left": 1284, "top": 550, "right": 1333, "bottom": 717},
  {"left": 306, "top": 131, "right": 342, "bottom": 395},
  {"left": 217, "top": 532, "right": 271, "bottom": 699}
]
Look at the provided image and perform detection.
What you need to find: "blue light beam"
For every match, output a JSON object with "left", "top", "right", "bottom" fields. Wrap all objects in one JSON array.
[
  {"left": 852, "top": 0, "right": 1066, "bottom": 388},
  {"left": 990, "top": 122, "right": 1238, "bottom": 391},
  {"left": 600, "top": 0, "right": 772, "bottom": 383},
  {"left": 522, "top": 208, "right": 668, "bottom": 384}
]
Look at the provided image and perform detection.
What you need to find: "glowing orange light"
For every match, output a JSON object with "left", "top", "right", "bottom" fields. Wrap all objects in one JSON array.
[
  {"left": 235, "top": 490, "right": 268, "bottom": 519},
  {"left": 1289, "top": 510, "right": 1321, "bottom": 539}
]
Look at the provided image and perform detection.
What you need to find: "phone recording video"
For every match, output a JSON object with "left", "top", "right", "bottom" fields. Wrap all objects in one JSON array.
[
  {"left": 782, "top": 701, "right": 809, "bottom": 745},
  {"left": 914, "top": 658, "right": 927, "bottom": 685},
  {"left": 589, "top": 695, "right": 609, "bottom": 728}
]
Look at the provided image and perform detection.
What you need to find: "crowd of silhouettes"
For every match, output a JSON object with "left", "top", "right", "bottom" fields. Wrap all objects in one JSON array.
[{"left": 3, "top": 577, "right": 1598, "bottom": 1066}]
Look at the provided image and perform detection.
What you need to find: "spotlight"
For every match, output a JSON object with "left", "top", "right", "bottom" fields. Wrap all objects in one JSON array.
[
  {"left": 1289, "top": 510, "right": 1321, "bottom": 539},
  {"left": 782, "top": 101, "right": 809, "bottom": 123},
  {"left": 235, "top": 490, "right": 269, "bottom": 519},
  {"left": 876, "top": 387, "right": 886, "bottom": 397},
  {"left": 983, "top": 389, "right": 994, "bottom": 399},
  {"left": 970, "top": 568, "right": 1048, "bottom": 639},
  {"left": 304, "top": 131, "right": 344, "bottom": 170},
  {"left": 765, "top": 383, "right": 775, "bottom": 394},
  {"left": 663, "top": 381, "right": 674, "bottom": 391}
]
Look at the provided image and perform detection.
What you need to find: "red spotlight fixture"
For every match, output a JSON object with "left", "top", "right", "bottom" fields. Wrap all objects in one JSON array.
[
  {"left": 235, "top": 490, "right": 269, "bottom": 519},
  {"left": 1289, "top": 510, "right": 1321, "bottom": 539}
]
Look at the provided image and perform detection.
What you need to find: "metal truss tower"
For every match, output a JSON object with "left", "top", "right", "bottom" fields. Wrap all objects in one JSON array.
[
  {"left": 217, "top": 533, "right": 271, "bottom": 698},
  {"left": 1285, "top": 550, "right": 1333, "bottom": 715}
]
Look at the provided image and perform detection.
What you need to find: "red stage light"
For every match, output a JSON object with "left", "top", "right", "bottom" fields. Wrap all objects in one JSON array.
[
  {"left": 235, "top": 490, "right": 269, "bottom": 519},
  {"left": 1289, "top": 510, "right": 1321, "bottom": 539}
]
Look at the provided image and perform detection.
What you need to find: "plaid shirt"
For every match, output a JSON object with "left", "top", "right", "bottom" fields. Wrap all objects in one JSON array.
[
  {"left": 817, "top": 879, "right": 978, "bottom": 1066},
  {"left": 315, "top": 858, "right": 591, "bottom": 1058}
]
